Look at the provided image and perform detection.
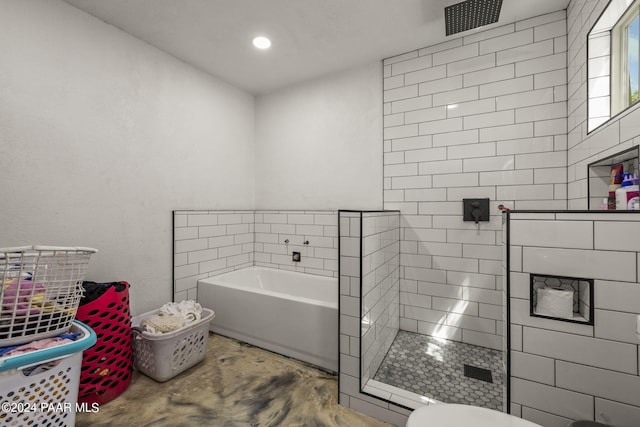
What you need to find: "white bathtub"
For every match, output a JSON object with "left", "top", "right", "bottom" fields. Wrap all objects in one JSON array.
[{"left": 197, "top": 266, "right": 338, "bottom": 372}]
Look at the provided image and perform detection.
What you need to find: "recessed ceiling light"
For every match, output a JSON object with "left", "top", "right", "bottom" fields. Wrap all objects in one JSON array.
[{"left": 252, "top": 36, "right": 271, "bottom": 50}]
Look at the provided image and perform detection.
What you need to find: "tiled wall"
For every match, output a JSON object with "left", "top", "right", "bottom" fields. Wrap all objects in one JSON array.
[
  {"left": 383, "top": 11, "right": 568, "bottom": 350},
  {"left": 567, "top": 0, "right": 640, "bottom": 208},
  {"left": 173, "top": 210, "right": 255, "bottom": 301},
  {"left": 254, "top": 210, "right": 338, "bottom": 277},
  {"left": 360, "top": 212, "right": 401, "bottom": 388},
  {"left": 173, "top": 210, "right": 337, "bottom": 301},
  {"left": 338, "top": 211, "right": 409, "bottom": 427},
  {"left": 507, "top": 211, "right": 640, "bottom": 427}
]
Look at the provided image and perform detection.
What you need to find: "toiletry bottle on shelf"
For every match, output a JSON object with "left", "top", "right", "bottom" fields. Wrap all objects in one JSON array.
[
  {"left": 599, "top": 198, "right": 608, "bottom": 210},
  {"left": 615, "top": 174, "right": 640, "bottom": 210}
]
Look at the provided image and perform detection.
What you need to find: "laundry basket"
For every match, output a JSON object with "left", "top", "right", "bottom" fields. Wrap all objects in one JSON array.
[
  {"left": 0, "top": 246, "right": 98, "bottom": 346},
  {"left": 0, "top": 321, "right": 97, "bottom": 427},
  {"left": 132, "top": 308, "right": 214, "bottom": 382}
]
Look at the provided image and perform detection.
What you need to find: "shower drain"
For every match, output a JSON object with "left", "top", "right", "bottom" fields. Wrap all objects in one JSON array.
[{"left": 463, "top": 364, "right": 493, "bottom": 383}]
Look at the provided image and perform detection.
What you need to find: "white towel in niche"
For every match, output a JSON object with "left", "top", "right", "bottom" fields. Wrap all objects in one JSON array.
[{"left": 535, "top": 287, "right": 574, "bottom": 319}]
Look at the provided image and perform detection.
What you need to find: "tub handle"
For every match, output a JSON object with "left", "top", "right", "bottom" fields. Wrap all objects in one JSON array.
[
  {"left": 303, "top": 240, "right": 309, "bottom": 245},
  {"left": 284, "top": 239, "right": 289, "bottom": 244}
]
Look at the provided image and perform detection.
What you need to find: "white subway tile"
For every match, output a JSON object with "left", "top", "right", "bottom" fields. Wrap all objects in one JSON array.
[
  {"left": 405, "top": 64, "right": 448, "bottom": 86},
  {"left": 497, "top": 88, "right": 555, "bottom": 110},
  {"left": 595, "top": 310, "right": 640, "bottom": 343},
  {"left": 533, "top": 167, "right": 566, "bottom": 185},
  {"left": 447, "top": 270, "right": 496, "bottom": 288},
  {"left": 384, "top": 85, "right": 419, "bottom": 102},
  {"left": 405, "top": 188, "right": 447, "bottom": 201},
  {"left": 497, "top": 39, "right": 554, "bottom": 66},
  {"left": 463, "top": 244, "right": 503, "bottom": 260},
  {"left": 263, "top": 213, "right": 287, "bottom": 224},
  {"left": 512, "top": 351, "right": 555, "bottom": 385},
  {"left": 447, "top": 53, "right": 496, "bottom": 76},
  {"left": 392, "top": 175, "right": 432, "bottom": 189},
  {"left": 522, "top": 246, "right": 636, "bottom": 282},
  {"left": 480, "top": 76, "right": 534, "bottom": 97},
  {"left": 595, "top": 280, "right": 640, "bottom": 313},
  {"left": 433, "top": 86, "right": 479, "bottom": 107},
  {"left": 447, "top": 186, "right": 496, "bottom": 201},
  {"left": 432, "top": 256, "right": 478, "bottom": 273},
  {"left": 463, "top": 155, "right": 514, "bottom": 172},
  {"left": 405, "top": 106, "right": 447, "bottom": 124},
  {"left": 405, "top": 266, "right": 447, "bottom": 282},
  {"left": 217, "top": 213, "right": 242, "bottom": 224},
  {"left": 392, "top": 135, "right": 432, "bottom": 151},
  {"left": 516, "top": 102, "right": 566, "bottom": 123},
  {"left": 384, "top": 113, "right": 404, "bottom": 128},
  {"left": 433, "top": 43, "right": 478, "bottom": 66},
  {"left": 432, "top": 172, "right": 479, "bottom": 187},
  {"left": 463, "top": 287, "right": 502, "bottom": 304},
  {"left": 515, "top": 10, "right": 566, "bottom": 31},
  {"left": 496, "top": 136, "right": 554, "bottom": 155},
  {"left": 463, "top": 23, "right": 514, "bottom": 44},
  {"left": 463, "top": 64, "right": 515, "bottom": 87},
  {"left": 520, "top": 407, "right": 573, "bottom": 427},
  {"left": 175, "top": 238, "right": 208, "bottom": 253},
  {"left": 418, "top": 75, "right": 462, "bottom": 96},
  {"left": 595, "top": 222, "right": 640, "bottom": 251},
  {"left": 511, "top": 378, "right": 593, "bottom": 420},
  {"left": 187, "top": 214, "right": 218, "bottom": 226},
  {"left": 511, "top": 220, "right": 593, "bottom": 249},
  {"left": 384, "top": 123, "right": 419, "bottom": 140},
  {"left": 447, "top": 99, "right": 496, "bottom": 119},
  {"left": 384, "top": 75, "right": 404, "bottom": 90},
  {"left": 448, "top": 142, "right": 496, "bottom": 159},
  {"left": 391, "top": 55, "right": 433, "bottom": 75},
  {"left": 391, "top": 96, "right": 433, "bottom": 114},
  {"left": 479, "top": 123, "right": 534, "bottom": 142},
  {"left": 533, "top": 69, "right": 567, "bottom": 89},
  {"left": 498, "top": 184, "right": 554, "bottom": 200},
  {"left": 417, "top": 321, "right": 462, "bottom": 341},
  {"left": 534, "top": 19, "right": 567, "bottom": 42},
  {"left": 432, "top": 129, "right": 479, "bottom": 147},
  {"left": 464, "top": 110, "right": 514, "bottom": 130},
  {"left": 174, "top": 214, "right": 188, "bottom": 227},
  {"left": 479, "top": 28, "right": 533, "bottom": 54},
  {"left": 446, "top": 312, "right": 495, "bottom": 333},
  {"left": 419, "top": 38, "right": 463, "bottom": 55},
  {"left": 404, "top": 305, "right": 447, "bottom": 323},
  {"left": 516, "top": 151, "right": 566, "bottom": 169},
  {"left": 557, "top": 361, "right": 640, "bottom": 407},
  {"left": 384, "top": 163, "right": 418, "bottom": 177},
  {"left": 465, "top": 329, "right": 503, "bottom": 349},
  {"left": 479, "top": 169, "right": 534, "bottom": 186},
  {"left": 595, "top": 399, "right": 640, "bottom": 426},
  {"left": 523, "top": 326, "right": 638, "bottom": 374},
  {"left": 515, "top": 53, "right": 567, "bottom": 77},
  {"left": 419, "top": 118, "right": 463, "bottom": 135}
]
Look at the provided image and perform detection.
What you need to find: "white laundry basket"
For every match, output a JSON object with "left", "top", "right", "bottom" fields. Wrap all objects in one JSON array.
[
  {"left": 0, "top": 321, "right": 97, "bottom": 427},
  {"left": 131, "top": 308, "right": 214, "bottom": 382}
]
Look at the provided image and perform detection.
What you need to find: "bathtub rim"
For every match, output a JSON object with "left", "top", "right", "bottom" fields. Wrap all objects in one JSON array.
[{"left": 198, "top": 266, "right": 338, "bottom": 310}]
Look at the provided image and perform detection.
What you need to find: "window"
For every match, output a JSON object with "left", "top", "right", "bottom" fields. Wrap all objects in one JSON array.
[
  {"left": 612, "top": 0, "right": 640, "bottom": 115},
  {"left": 587, "top": 0, "right": 640, "bottom": 132}
]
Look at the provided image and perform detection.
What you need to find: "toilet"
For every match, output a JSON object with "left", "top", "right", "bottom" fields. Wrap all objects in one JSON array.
[{"left": 406, "top": 404, "right": 543, "bottom": 427}]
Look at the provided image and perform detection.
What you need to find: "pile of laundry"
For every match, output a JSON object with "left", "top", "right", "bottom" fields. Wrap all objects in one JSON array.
[
  {"left": 0, "top": 332, "right": 81, "bottom": 358},
  {"left": 138, "top": 300, "right": 203, "bottom": 334}
]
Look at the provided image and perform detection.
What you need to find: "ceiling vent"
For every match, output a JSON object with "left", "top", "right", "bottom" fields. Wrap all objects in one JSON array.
[{"left": 444, "top": 0, "right": 503, "bottom": 36}]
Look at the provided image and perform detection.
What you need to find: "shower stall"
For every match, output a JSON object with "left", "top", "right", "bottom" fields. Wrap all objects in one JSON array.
[{"left": 338, "top": 210, "right": 506, "bottom": 412}]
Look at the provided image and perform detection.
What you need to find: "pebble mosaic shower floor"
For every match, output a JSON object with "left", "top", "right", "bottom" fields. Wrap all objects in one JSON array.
[{"left": 372, "top": 330, "right": 503, "bottom": 410}]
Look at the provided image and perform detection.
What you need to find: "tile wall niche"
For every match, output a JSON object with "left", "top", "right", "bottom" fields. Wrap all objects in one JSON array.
[
  {"left": 338, "top": 211, "right": 409, "bottom": 426},
  {"left": 507, "top": 211, "right": 640, "bottom": 427},
  {"left": 383, "top": 10, "right": 569, "bottom": 350},
  {"left": 567, "top": 0, "right": 640, "bottom": 208},
  {"left": 173, "top": 210, "right": 338, "bottom": 301}
]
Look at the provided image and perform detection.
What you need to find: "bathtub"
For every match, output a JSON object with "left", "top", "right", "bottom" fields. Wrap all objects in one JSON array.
[{"left": 197, "top": 266, "right": 338, "bottom": 372}]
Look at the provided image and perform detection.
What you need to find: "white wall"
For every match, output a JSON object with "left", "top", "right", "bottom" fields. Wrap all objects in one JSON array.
[
  {"left": 0, "top": 0, "right": 255, "bottom": 314},
  {"left": 255, "top": 63, "right": 383, "bottom": 210}
]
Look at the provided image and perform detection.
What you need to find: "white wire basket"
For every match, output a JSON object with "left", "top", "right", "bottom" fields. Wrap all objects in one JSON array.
[{"left": 0, "top": 245, "right": 98, "bottom": 346}]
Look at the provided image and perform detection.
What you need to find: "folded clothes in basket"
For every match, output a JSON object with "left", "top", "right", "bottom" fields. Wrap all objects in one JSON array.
[
  {"left": 0, "top": 332, "right": 80, "bottom": 357},
  {"left": 158, "top": 300, "right": 202, "bottom": 324}
]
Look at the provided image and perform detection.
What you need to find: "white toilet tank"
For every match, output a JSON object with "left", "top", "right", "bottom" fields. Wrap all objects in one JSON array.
[{"left": 406, "top": 404, "right": 543, "bottom": 427}]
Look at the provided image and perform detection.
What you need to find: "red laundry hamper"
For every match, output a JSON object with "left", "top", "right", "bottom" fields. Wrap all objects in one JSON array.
[{"left": 75, "top": 281, "right": 133, "bottom": 405}]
